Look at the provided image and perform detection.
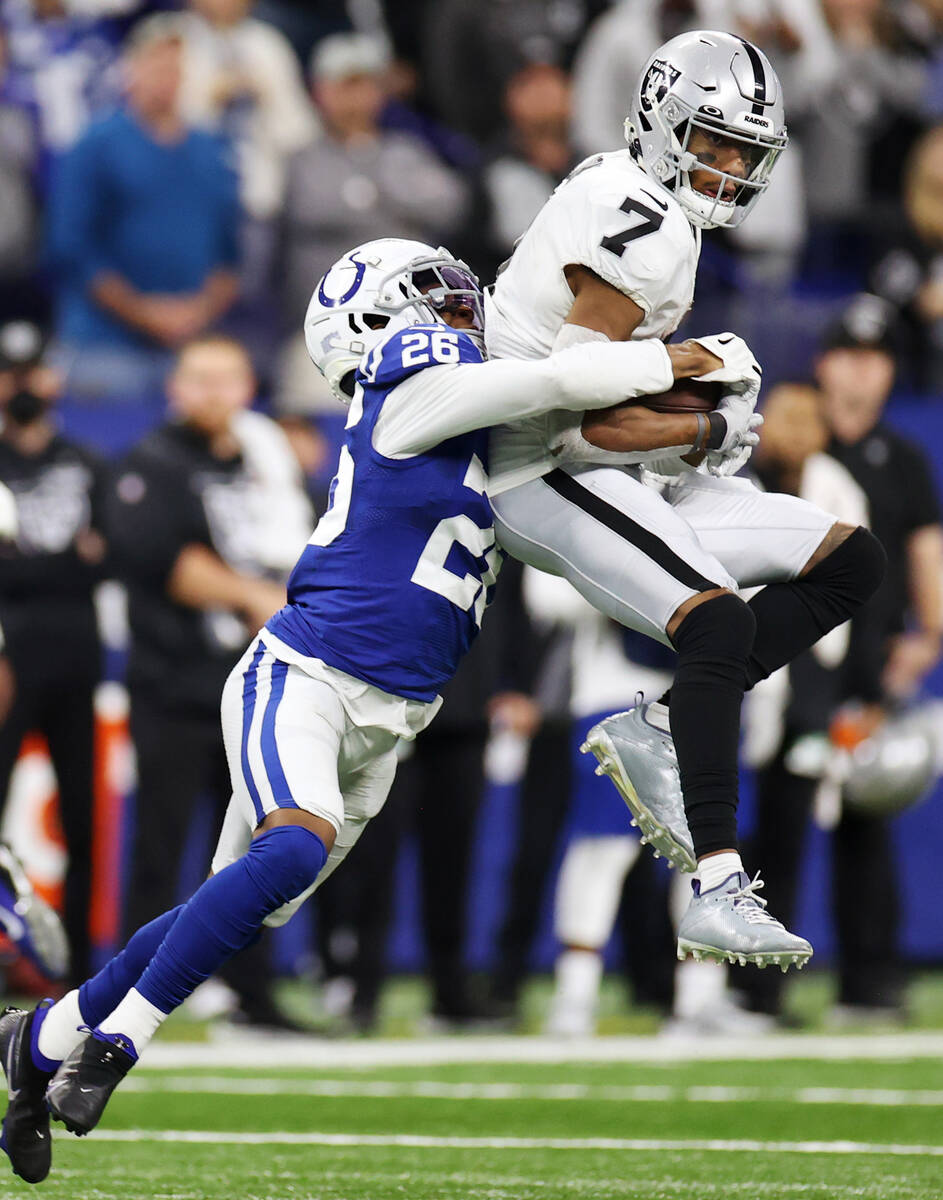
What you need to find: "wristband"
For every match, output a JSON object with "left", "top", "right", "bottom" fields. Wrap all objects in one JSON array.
[
  {"left": 706, "top": 411, "right": 727, "bottom": 451},
  {"left": 690, "top": 412, "right": 709, "bottom": 453}
]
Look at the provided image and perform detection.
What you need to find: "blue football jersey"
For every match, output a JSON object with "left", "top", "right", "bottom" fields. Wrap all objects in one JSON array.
[{"left": 267, "top": 325, "right": 501, "bottom": 702}]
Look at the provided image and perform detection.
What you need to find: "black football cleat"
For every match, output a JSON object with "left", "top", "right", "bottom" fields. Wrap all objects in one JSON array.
[
  {"left": 0, "top": 1001, "right": 55, "bottom": 1183},
  {"left": 46, "top": 1029, "right": 137, "bottom": 1137}
]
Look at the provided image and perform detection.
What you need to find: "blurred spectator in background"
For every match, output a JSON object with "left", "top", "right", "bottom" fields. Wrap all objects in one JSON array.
[
  {"left": 871, "top": 124, "right": 943, "bottom": 391},
  {"left": 317, "top": 560, "right": 538, "bottom": 1031},
  {"left": 570, "top": 0, "right": 686, "bottom": 154},
  {"left": 46, "top": 16, "right": 240, "bottom": 408},
  {"left": 274, "top": 32, "right": 467, "bottom": 415},
  {"left": 528, "top": 569, "right": 675, "bottom": 1038},
  {"left": 174, "top": 0, "right": 319, "bottom": 371},
  {"left": 793, "top": 0, "right": 928, "bottom": 273},
  {"left": 817, "top": 294, "right": 943, "bottom": 1020},
  {"left": 250, "top": 0, "right": 354, "bottom": 66},
  {"left": 106, "top": 333, "right": 312, "bottom": 1028},
  {"left": 0, "top": 28, "right": 42, "bottom": 324},
  {"left": 177, "top": 0, "right": 318, "bottom": 224},
  {"left": 481, "top": 64, "right": 577, "bottom": 272},
  {"left": 0, "top": 320, "right": 107, "bottom": 984},
  {"left": 422, "top": 0, "right": 603, "bottom": 145},
  {"left": 0, "top": 0, "right": 125, "bottom": 163},
  {"left": 279, "top": 33, "right": 467, "bottom": 327},
  {"left": 738, "top": 381, "right": 868, "bottom": 1025},
  {"left": 488, "top": 575, "right": 576, "bottom": 1024}
]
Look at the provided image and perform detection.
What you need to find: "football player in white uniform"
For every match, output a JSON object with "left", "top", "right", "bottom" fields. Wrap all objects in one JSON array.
[{"left": 485, "top": 31, "right": 886, "bottom": 967}]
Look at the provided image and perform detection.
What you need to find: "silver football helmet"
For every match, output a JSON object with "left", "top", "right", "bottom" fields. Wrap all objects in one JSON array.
[
  {"left": 843, "top": 709, "right": 939, "bottom": 817},
  {"left": 625, "top": 30, "right": 787, "bottom": 230},
  {"left": 304, "top": 238, "right": 484, "bottom": 403}
]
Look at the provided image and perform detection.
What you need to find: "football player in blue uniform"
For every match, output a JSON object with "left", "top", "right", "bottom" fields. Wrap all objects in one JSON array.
[{"left": 0, "top": 237, "right": 738, "bottom": 1181}]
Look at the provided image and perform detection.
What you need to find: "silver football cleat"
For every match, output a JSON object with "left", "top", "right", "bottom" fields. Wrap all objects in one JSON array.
[
  {"left": 581, "top": 701, "right": 696, "bottom": 873},
  {"left": 677, "top": 871, "right": 813, "bottom": 972},
  {"left": 0, "top": 844, "right": 69, "bottom": 980}
]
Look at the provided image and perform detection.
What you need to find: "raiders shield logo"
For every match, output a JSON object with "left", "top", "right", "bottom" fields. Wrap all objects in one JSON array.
[{"left": 640, "top": 58, "right": 681, "bottom": 112}]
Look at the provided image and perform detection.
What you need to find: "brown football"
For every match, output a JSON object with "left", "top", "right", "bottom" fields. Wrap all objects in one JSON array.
[{"left": 639, "top": 378, "right": 724, "bottom": 414}]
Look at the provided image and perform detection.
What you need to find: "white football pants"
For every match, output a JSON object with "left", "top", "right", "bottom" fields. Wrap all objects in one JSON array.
[{"left": 492, "top": 466, "right": 837, "bottom": 643}]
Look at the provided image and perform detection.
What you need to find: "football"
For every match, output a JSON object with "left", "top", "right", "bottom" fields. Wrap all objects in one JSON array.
[{"left": 637, "top": 378, "right": 724, "bottom": 414}]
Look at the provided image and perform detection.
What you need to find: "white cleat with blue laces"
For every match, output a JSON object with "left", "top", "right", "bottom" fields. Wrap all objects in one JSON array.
[
  {"left": 677, "top": 871, "right": 813, "bottom": 972},
  {"left": 581, "top": 700, "right": 696, "bottom": 873}
]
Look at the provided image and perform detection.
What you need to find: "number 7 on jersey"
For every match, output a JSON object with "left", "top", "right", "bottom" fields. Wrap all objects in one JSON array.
[{"left": 600, "top": 196, "right": 665, "bottom": 257}]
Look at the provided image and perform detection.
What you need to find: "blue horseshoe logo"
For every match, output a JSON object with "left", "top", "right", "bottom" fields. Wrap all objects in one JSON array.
[{"left": 317, "top": 257, "right": 367, "bottom": 307}]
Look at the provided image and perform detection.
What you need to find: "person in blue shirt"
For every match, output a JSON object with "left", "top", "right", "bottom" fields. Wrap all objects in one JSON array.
[
  {"left": 0, "top": 236, "right": 730, "bottom": 1182},
  {"left": 45, "top": 16, "right": 239, "bottom": 405}
]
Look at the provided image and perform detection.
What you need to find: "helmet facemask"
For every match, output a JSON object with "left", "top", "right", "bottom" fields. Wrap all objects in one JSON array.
[
  {"left": 376, "top": 257, "right": 485, "bottom": 352},
  {"left": 670, "top": 113, "right": 785, "bottom": 229}
]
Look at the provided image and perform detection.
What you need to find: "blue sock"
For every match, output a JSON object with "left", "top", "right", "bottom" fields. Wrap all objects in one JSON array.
[
  {"left": 78, "top": 906, "right": 185, "bottom": 1027},
  {"left": 135, "top": 826, "right": 327, "bottom": 1014}
]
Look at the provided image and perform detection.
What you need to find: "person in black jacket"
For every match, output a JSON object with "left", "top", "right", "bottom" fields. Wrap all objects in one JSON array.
[
  {"left": 819, "top": 296, "right": 943, "bottom": 1019},
  {"left": 105, "top": 332, "right": 311, "bottom": 1028},
  {"left": 0, "top": 321, "right": 106, "bottom": 984}
]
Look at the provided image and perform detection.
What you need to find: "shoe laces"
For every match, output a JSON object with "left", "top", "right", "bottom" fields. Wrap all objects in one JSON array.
[{"left": 730, "top": 873, "right": 783, "bottom": 927}]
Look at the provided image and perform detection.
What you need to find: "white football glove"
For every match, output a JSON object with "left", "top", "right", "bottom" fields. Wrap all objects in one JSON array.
[
  {"left": 686, "top": 333, "right": 758, "bottom": 398},
  {"left": 705, "top": 410, "right": 763, "bottom": 476}
]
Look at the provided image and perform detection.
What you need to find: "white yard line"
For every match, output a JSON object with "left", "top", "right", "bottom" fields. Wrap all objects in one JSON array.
[
  {"left": 141, "top": 1030, "right": 943, "bottom": 1069},
  {"left": 73, "top": 1129, "right": 943, "bottom": 1157},
  {"left": 121, "top": 1075, "right": 943, "bottom": 1107}
]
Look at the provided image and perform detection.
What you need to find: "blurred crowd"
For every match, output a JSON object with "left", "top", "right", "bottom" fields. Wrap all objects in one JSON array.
[
  {"left": 0, "top": 0, "right": 941, "bottom": 1036},
  {"left": 2, "top": 0, "right": 943, "bottom": 403}
]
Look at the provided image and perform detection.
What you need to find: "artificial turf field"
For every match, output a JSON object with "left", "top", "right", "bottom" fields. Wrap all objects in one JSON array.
[{"left": 7, "top": 1042, "right": 943, "bottom": 1200}]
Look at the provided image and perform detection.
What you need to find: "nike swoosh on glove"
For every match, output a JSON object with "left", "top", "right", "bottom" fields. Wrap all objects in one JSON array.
[{"left": 688, "top": 333, "right": 762, "bottom": 392}]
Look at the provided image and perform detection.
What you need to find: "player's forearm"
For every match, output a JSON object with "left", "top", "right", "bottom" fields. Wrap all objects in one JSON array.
[
  {"left": 374, "top": 339, "right": 674, "bottom": 456},
  {"left": 581, "top": 404, "right": 699, "bottom": 453}
]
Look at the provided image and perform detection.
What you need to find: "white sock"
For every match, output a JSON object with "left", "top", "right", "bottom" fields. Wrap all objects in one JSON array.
[
  {"left": 98, "top": 988, "right": 167, "bottom": 1055},
  {"left": 645, "top": 701, "right": 671, "bottom": 733},
  {"left": 37, "top": 989, "right": 85, "bottom": 1064},
  {"left": 697, "top": 851, "right": 743, "bottom": 893}
]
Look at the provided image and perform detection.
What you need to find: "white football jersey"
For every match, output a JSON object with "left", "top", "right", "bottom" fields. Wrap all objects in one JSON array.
[{"left": 485, "top": 151, "right": 701, "bottom": 494}]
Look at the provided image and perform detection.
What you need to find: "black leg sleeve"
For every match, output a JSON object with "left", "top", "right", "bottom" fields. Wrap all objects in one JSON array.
[
  {"left": 670, "top": 593, "right": 756, "bottom": 858},
  {"left": 746, "top": 527, "right": 886, "bottom": 689}
]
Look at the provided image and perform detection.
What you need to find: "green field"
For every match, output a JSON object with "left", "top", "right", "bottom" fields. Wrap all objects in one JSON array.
[{"left": 4, "top": 1051, "right": 942, "bottom": 1199}]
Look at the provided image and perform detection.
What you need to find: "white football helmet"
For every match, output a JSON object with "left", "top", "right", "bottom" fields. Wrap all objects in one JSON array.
[
  {"left": 304, "top": 238, "right": 484, "bottom": 403},
  {"left": 625, "top": 30, "right": 787, "bottom": 230}
]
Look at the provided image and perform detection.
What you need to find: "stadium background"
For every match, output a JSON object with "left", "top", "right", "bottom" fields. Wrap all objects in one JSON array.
[{"left": 1, "top": 0, "right": 943, "bottom": 992}]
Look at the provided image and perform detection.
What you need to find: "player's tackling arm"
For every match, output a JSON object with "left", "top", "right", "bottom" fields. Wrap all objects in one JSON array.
[{"left": 375, "top": 327, "right": 682, "bottom": 457}]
